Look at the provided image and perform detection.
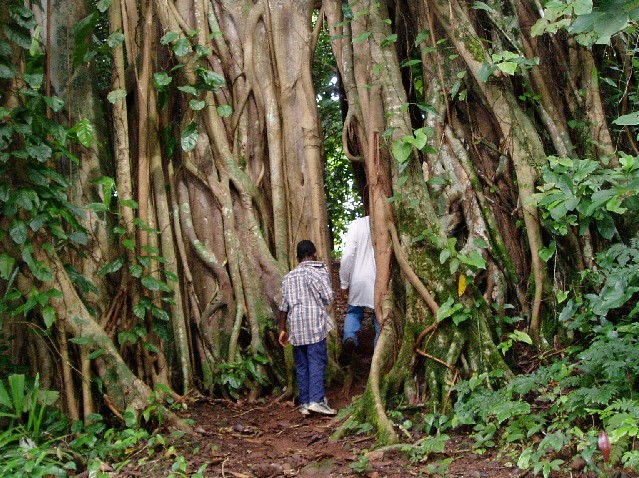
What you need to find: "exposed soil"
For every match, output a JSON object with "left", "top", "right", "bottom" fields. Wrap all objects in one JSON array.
[{"left": 116, "top": 262, "right": 636, "bottom": 478}]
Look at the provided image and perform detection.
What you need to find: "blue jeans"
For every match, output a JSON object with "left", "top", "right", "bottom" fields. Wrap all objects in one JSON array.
[
  {"left": 343, "top": 305, "right": 379, "bottom": 347},
  {"left": 293, "top": 339, "right": 327, "bottom": 405}
]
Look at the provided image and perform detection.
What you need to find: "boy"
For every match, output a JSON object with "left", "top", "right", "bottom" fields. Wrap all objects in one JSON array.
[{"left": 279, "top": 240, "right": 337, "bottom": 416}]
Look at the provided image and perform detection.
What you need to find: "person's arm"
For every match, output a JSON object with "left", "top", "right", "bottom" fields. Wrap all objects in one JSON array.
[{"left": 278, "top": 309, "right": 289, "bottom": 346}]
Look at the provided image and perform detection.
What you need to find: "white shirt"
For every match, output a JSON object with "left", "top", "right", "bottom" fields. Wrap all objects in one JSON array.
[{"left": 339, "top": 216, "right": 376, "bottom": 308}]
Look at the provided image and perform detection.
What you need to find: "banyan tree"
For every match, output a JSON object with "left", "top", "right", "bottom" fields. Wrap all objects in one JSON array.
[{"left": 1, "top": 0, "right": 636, "bottom": 443}]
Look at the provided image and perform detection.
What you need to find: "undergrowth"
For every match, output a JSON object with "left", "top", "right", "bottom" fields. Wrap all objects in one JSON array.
[
  {"left": 379, "top": 156, "right": 639, "bottom": 477},
  {"left": 0, "top": 373, "right": 203, "bottom": 477}
]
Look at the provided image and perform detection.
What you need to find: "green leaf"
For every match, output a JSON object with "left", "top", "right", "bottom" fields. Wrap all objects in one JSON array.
[
  {"left": 107, "top": 31, "right": 125, "bottom": 48},
  {"left": 415, "top": 29, "right": 430, "bottom": 45},
  {"left": 98, "top": 255, "right": 125, "bottom": 275},
  {"left": 141, "top": 275, "right": 171, "bottom": 292},
  {"left": 23, "top": 72, "right": 43, "bottom": 89},
  {"left": 173, "top": 37, "right": 190, "bottom": 56},
  {"left": 181, "top": 122, "right": 198, "bottom": 152},
  {"left": 436, "top": 297, "right": 463, "bottom": 322},
  {"left": 10, "top": 6, "right": 37, "bottom": 29},
  {"left": 160, "top": 31, "right": 179, "bottom": 45},
  {"left": 412, "top": 128, "right": 428, "bottom": 150},
  {"left": 0, "top": 182, "right": 8, "bottom": 201},
  {"left": 381, "top": 33, "right": 397, "bottom": 47},
  {"left": 73, "top": 119, "right": 95, "bottom": 148},
  {"left": 68, "top": 232, "right": 88, "bottom": 245},
  {"left": 458, "top": 250, "right": 486, "bottom": 269},
  {"left": 44, "top": 96, "right": 65, "bottom": 113},
  {"left": 153, "top": 72, "right": 173, "bottom": 88},
  {"left": 401, "top": 59, "right": 422, "bottom": 68},
  {"left": 151, "top": 306, "right": 170, "bottom": 321},
  {"left": 574, "top": 0, "right": 592, "bottom": 16},
  {"left": 3, "top": 24, "right": 32, "bottom": 49},
  {"left": 353, "top": 31, "right": 371, "bottom": 43},
  {"left": 69, "top": 337, "right": 95, "bottom": 345},
  {"left": 0, "top": 381, "right": 13, "bottom": 410},
  {"left": 27, "top": 144, "right": 52, "bottom": 162},
  {"left": 472, "top": 1, "right": 495, "bottom": 13},
  {"left": 107, "top": 89, "right": 127, "bottom": 104},
  {"left": 217, "top": 104, "right": 233, "bottom": 117},
  {"left": 613, "top": 112, "right": 639, "bottom": 125},
  {"left": 120, "top": 198, "right": 138, "bottom": 209},
  {"left": 189, "top": 99, "right": 206, "bottom": 111},
  {"left": 178, "top": 85, "right": 199, "bottom": 95},
  {"left": 194, "top": 44, "right": 211, "bottom": 58},
  {"left": 0, "top": 253, "right": 15, "bottom": 280},
  {"left": 86, "top": 202, "right": 107, "bottom": 213},
  {"left": 122, "top": 238, "right": 135, "bottom": 250},
  {"left": 9, "top": 220, "right": 28, "bottom": 244},
  {"left": 197, "top": 68, "right": 225, "bottom": 89},
  {"left": 477, "top": 63, "right": 496, "bottom": 82},
  {"left": 496, "top": 61, "right": 518, "bottom": 75},
  {"left": 0, "top": 62, "right": 16, "bottom": 79},
  {"left": 130, "top": 263, "right": 143, "bottom": 278},
  {"left": 42, "top": 306, "right": 56, "bottom": 328},
  {"left": 511, "top": 330, "right": 533, "bottom": 345},
  {"left": 96, "top": 0, "right": 112, "bottom": 13},
  {"left": 538, "top": 241, "right": 557, "bottom": 262},
  {"left": 133, "top": 302, "right": 147, "bottom": 319},
  {"left": 593, "top": 12, "right": 628, "bottom": 45},
  {"left": 118, "top": 331, "right": 138, "bottom": 345},
  {"left": 392, "top": 140, "right": 412, "bottom": 163},
  {"left": 87, "top": 349, "right": 105, "bottom": 360}
]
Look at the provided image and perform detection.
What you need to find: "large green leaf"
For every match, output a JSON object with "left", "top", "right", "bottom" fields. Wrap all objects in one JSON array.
[
  {"left": 9, "top": 220, "right": 27, "bottom": 244},
  {"left": 613, "top": 112, "right": 639, "bottom": 126},
  {"left": 197, "top": 68, "right": 225, "bottom": 89},
  {"left": 43, "top": 96, "right": 65, "bottom": 113},
  {"left": 217, "top": 104, "right": 233, "bottom": 117},
  {"left": 73, "top": 119, "right": 95, "bottom": 148},
  {"left": 189, "top": 99, "right": 206, "bottom": 111},
  {"left": 96, "top": 0, "right": 112, "bottom": 12},
  {"left": 160, "top": 31, "right": 179, "bottom": 45},
  {"left": 0, "top": 253, "right": 15, "bottom": 280},
  {"left": 107, "top": 89, "right": 127, "bottom": 104},
  {"left": 107, "top": 31, "right": 125, "bottom": 48},
  {"left": 98, "top": 255, "right": 125, "bottom": 275},
  {"left": 141, "top": 275, "right": 171, "bottom": 292},
  {"left": 3, "top": 24, "right": 31, "bottom": 49},
  {"left": 42, "top": 306, "right": 56, "bottom": 329},
  {"left": 153, "top": 72, "right": 173, "bottom": 88},
  {"left": 392, "top": 140, "right": 412, "bottom": 163},
  {"left": 27, "top": 144, "right": 52, "bottom": 162},
  {"left": 23, "top": 72, "right": 43, "bottom": 89},
  {"left": 181, "top": 122, "right": 198, "bottom": 152},
  {"left": 0, "top": 61, "right": 16, "bottom": 79},
  {"left": 173, "top": 37, "right": 190, "bottom": 56}
]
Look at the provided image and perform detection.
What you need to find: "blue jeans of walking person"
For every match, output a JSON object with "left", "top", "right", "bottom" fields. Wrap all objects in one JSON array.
[
  {"left": 343, "top": 305, "right": 379, "bottom": 347},
  {"left": 293, "top": 338, "right": 328, "bottom": 405}
]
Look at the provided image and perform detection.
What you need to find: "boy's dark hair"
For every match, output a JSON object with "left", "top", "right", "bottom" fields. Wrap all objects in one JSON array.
[{"left": 296, "top": 240, "right": 316, "bottom": 260}]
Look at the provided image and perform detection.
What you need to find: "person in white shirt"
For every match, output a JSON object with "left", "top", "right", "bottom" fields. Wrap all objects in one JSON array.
[{"left": 338, "top": 215, "right": 378, "bottom": 366}]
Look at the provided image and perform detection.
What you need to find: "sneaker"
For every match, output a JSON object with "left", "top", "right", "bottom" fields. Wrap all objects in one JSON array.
[
  {"left": 308, "top": 398, "right": 337, "bottom": 415},
  {"left": 339, "top": 338, "right": 356, "bottom": 366},
  {"left": 299, "top": 403, "right": 310, "bottom": 416}
]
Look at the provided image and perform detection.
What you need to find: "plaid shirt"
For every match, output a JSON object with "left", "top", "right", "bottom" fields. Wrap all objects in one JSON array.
[{"left": 279, "top": 260, "right": 334, "bottom": 346}]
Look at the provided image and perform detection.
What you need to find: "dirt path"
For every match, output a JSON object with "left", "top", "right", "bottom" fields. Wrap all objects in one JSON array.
[
  {"left": 117, "top": 261, "right": 619, "bottom": 477},
  {"left": 155, "top": 263, "right": 529, "bottom": 478}
]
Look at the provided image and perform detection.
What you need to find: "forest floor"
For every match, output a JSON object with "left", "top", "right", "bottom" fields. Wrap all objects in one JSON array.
[{"left": 117, "top": 262, "right": 637, "bottom": 478}]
